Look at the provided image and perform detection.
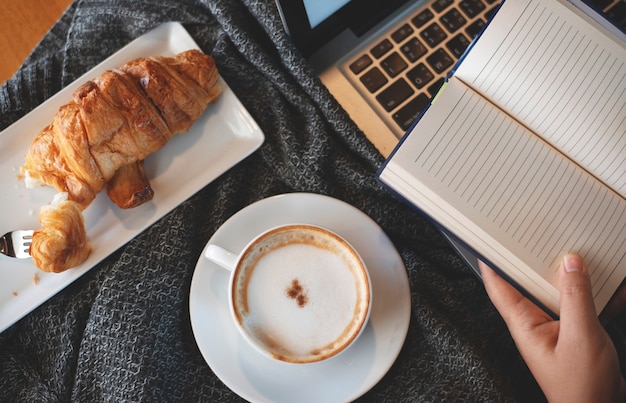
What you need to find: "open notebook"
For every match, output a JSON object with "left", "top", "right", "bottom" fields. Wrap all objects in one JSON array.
[{"left": 377, "top": 0, "right": 625, "bottom": 315}]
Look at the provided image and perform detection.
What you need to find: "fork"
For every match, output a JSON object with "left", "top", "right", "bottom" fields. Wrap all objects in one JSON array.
[{"left": 0, "top": 230, "right": 34, "bottom": 259}]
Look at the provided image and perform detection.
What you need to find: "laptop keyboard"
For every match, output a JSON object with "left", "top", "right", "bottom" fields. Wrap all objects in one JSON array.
[{"left": 343, "top": 0, "right": 625, "bottom": 135}]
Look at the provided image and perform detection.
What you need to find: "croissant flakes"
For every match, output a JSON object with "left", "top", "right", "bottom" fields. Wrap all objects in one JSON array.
[{"left": 22, "top": 50, "right": 222, "bottom": 273}]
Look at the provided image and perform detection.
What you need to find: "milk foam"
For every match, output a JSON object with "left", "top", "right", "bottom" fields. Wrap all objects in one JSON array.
[{"left": 232, "top": 227, "right": 369, "bottom": 362}]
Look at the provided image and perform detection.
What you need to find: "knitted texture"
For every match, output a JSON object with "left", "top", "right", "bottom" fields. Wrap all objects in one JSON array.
[{"left": 3, "top": 0, "right": 611, "bottom": 401}]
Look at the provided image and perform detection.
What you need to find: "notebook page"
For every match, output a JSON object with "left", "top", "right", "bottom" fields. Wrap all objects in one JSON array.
[
  {"left": 381, "top": 78, "right": 626, "bottom": 314},
  {"left": 455, "top": 0, "right": 626, "bottom": 198}
]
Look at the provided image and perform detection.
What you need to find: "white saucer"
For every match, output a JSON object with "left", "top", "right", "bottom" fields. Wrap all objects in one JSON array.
[{"left": 189, "top": 193, "right": 411, "bottom": 402}]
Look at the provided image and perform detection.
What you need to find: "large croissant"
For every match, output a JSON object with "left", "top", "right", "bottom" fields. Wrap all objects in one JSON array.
[
  {"left": 23, "top": 50, "right": 221, "bottom": 272},
  {"left": 23, "top": 49, "right": 221, "bottom": 209}
]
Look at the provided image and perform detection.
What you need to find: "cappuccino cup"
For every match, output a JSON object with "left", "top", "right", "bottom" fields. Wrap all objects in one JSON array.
[{"left": 205, "top": 224, "right": 371, "bottom": 364}]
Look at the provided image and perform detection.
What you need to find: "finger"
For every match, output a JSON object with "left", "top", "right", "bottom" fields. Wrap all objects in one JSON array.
[
  {"left": 479, "top": 260, "right": 548, "bottom": 329},
  {"left": 479, "top": 260, "right": 524, "bottom": 311},
  {"left": 558, "top": 253, "right": 598, "bottom": 338}
]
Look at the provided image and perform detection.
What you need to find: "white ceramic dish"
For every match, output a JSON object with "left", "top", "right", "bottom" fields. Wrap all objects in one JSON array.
[
  {"left": 0, "top": 22, "right": 265, "bottom": 333},
  {"left": 189, "top": 193, "right": 411, "bottom": 402}
]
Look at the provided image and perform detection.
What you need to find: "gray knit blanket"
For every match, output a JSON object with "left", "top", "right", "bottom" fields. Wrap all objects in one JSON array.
[{"left": 1, "top": 0, "right": 622, "bottom": 401}]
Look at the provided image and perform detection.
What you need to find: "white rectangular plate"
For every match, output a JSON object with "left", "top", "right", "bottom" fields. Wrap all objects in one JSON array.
[{"left": 0, "top": 22, "right": 264, "bottom": 333}]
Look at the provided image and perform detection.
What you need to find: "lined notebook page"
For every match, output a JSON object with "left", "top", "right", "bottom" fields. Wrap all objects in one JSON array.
[
  {"left": 456, "top": 0, "right": 626, "bottom": 198},
  {"left": 382, "top": 78, "right": 626, "bottom": 313}
]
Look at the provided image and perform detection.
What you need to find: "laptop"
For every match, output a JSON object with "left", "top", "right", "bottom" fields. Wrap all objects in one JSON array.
[{"left": 275, "top": 0, "right": 626, "bottom": 157}]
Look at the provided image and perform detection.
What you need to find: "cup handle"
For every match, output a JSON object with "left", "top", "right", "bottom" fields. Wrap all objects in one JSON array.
[{"left": 204, "top": 244, "right": 237, "bottom": 271}]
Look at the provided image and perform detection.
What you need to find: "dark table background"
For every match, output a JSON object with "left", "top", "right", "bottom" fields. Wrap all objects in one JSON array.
[{"left": 1, "top": 0, "right": 624, "bottom": 401}]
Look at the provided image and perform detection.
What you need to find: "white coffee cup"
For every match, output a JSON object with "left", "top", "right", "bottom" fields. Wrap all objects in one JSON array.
[{"left": 205, "top": 224, "right": 371, "bottom": 364}]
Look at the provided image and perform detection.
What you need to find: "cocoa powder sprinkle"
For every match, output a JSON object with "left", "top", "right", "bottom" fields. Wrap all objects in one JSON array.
[{"left": 286, "top": 279, "right": 308, "bottom": 307}]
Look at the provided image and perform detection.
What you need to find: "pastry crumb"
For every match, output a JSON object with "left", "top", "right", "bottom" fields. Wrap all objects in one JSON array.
[{"left": 33, "top": 273, "right": 39, "bottom": 285}]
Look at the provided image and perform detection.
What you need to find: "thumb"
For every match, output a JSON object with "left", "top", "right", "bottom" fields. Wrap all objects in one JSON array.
[{"left": 558, "top": 253, "right": 598, "bottom": 337}]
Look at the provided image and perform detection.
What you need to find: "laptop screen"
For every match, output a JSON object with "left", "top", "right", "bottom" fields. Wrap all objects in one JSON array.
[
  {"left": 303, "top": 0, "right": 351, "bottom": 28},
  {"left": 276, "top": 0, "right": 412, "bottom": 57}
]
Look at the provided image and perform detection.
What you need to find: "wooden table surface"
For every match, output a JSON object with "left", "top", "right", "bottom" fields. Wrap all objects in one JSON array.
[{"left": 0, "top": 0, "right": 73, "bottom": 84}]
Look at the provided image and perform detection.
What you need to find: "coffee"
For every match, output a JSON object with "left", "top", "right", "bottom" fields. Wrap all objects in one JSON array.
[{"left": 230, "top": 224, "right": 370, "bottom": 364}]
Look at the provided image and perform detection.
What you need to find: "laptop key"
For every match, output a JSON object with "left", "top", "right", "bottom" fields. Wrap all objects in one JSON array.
[
  {"left": 446, "top": 33, "right": 471, "bottom": 58},
  {"left": 440, "top": 8, "right": 467, "bottom": 33},
  {"left": 484, "top": 5, "right": 499, "bottom": 20},
  {"left": 432, "top": 0, "right": 454, "bottom": 13},
  {"left": 371, "top": 38, "right": 393, "bottom": 59},
  {"left": 360, "top": 67, "right": 388, "bottom": 93},
  {"left": 428, "top": 78, "right": 446, "bottom": 96},
  {"left": 376, "top": 79, "right": 415, "bottom": 112},
  {"left": 392, "top": 24, "right": 414, "bottom": 43},
  {"left": 421, "top": 23, "right": 448, "bottom": 47},
  {"left": 412, "top": 9, "right": 434, "bottom": 28},
  {"left": 393, "top": 93, "right": 431, "bottom": 131},
  {"left": 401, "top": 37, "right": 428, "bottom": 62},
  {"left": 382, "top": 52, "right": 409, "bottom": 77},
  {"left": 426, "top": 48, "right": 454, "bottom": 73},
  {"left": 459, "top": 0, "right": 486, "bottom": 18},
  {"left": 407, "top": 63, "right": 435, "bottom": 89},
  {"left": 349, "top": 54, "right": 373, "bottom": 74},
  {"left": 466, "top": 19, "right": 485, "bottom": 38}
]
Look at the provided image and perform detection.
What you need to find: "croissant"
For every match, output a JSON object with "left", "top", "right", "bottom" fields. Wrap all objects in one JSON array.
[
  {"left": 106, "top": 160, "right": 154, "bottom": 209},
  {"left": 30, "top": 193, "right": 90, "bottom": 273},
  {"left": 22, "top": 49, "right": 221, "bottom": 209},
  {"left": 22, "top": 50, "right": 222, "bottom": 272}
]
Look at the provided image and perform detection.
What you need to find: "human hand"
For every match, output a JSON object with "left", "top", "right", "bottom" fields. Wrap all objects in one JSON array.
[{"left": 479, "top": 254, "right": 625, "bottom": 403}]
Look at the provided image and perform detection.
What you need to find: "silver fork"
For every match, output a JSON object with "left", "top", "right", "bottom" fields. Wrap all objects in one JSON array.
[{"left": 0, "top": 230, "right": 34, "bottom": 259}]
